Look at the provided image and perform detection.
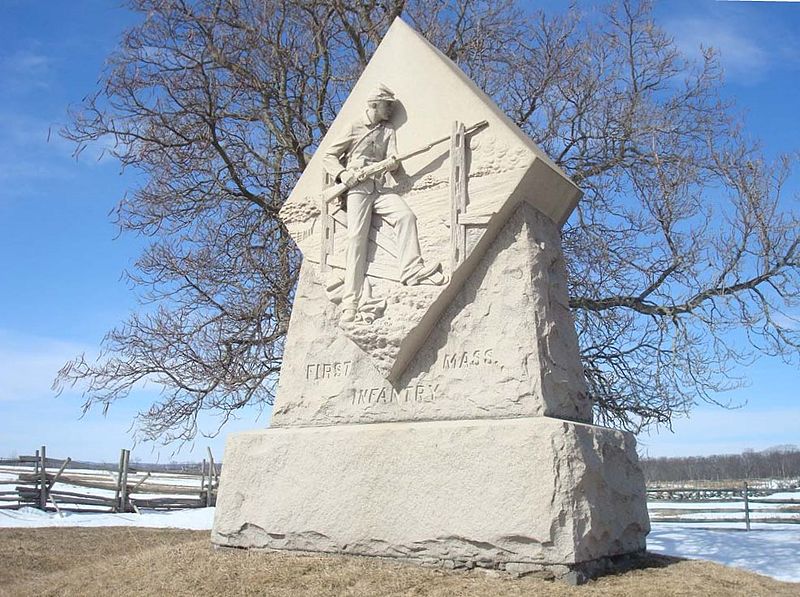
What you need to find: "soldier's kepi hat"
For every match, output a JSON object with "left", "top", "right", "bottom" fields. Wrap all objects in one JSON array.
[{"left": 367, "top": 84, "right": 396, "bottom": 103}]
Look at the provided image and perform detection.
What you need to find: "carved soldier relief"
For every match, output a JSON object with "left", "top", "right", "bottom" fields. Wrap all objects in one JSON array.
[
  {"left": 318, "top": 83, "right": 449, "bottom": 326},
  {"left": 279, "top": 20, "right": 581, "bottom": 383}
]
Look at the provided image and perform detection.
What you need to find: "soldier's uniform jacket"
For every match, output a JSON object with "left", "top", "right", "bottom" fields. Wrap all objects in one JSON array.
[{"left": 322, "top": 117, "right": 398, "bottom": 194}]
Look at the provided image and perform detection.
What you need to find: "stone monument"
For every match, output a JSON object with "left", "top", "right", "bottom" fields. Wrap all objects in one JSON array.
[{"left": 212, "top": 18, "right": 650, "bottom": 582}]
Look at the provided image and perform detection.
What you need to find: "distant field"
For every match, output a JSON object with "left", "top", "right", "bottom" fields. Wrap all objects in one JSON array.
[{"left": 1, "top": 528, "right": 799, "bottom": 597}]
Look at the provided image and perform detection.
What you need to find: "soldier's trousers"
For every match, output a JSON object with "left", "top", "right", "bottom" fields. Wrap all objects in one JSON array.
[{"left": 343, "top": 189, "right": 424, "bottom": 312}]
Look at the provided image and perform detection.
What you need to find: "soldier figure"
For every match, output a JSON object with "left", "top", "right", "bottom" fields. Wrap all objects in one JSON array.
[{"left": 323, "top": 85, "right": 445, "bottom": 323}]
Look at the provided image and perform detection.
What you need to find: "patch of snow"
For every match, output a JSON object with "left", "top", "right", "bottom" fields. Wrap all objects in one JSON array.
[
  {"left": 651, "top": 500, "right": 744, "bottom": 510},
  {"left": 648, "top": 523, "right": 800, "bottom": 583},
  {"left": 765, "top": 491, "right": 800, "bottom": 500},
  {"left": 0, "top": 506, "right": 214, "bottom": 530}
]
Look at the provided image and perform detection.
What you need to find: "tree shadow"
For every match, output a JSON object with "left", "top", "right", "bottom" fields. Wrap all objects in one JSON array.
[
  {"left": 575, "top": 550, "right": 685, "bottom": 584},
  {"left": 646, "top": 525, "right": 800, "bottom": 582}
]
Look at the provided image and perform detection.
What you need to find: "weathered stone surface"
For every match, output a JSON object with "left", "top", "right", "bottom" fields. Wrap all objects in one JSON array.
[
  {"left": 272, "top": 202, "right": 591, "bottom": 427},
  {"left": 212, "top": 417, "right": 650, "bottom": 566}
]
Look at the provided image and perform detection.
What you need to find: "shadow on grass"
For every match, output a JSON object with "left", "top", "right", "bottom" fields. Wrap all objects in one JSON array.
[
  {"left": 631, "top": 552, "right": 685, "bottom": 570},
  {"left": 575, "top": 550, "right": 686, "bottom": 584}
]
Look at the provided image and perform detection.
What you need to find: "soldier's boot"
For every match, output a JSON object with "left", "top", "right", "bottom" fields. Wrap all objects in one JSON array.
[{"left": 407, "top": 262, "right": 448, "bottom": 286}]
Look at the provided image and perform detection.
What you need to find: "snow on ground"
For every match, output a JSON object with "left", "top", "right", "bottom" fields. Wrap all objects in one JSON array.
[
  {"left": 765, "top": 491, "right": 800, "bottom": 500},
  {"left": 0, "top": 505, "right": 214, "bottom": 530},
  {"left": 0, "top": 506, "right": 797, "bottom": 583},
  {"left": 645, "top": 489, "right": 800, "bottom": 582},
  {"left": 648, "top": 523, "right": 800, "bottom": 583}
]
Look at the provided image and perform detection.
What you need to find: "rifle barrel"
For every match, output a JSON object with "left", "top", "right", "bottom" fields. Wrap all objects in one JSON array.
[{"left": 399, "top": 120, "right": 488, "bottom": 160}]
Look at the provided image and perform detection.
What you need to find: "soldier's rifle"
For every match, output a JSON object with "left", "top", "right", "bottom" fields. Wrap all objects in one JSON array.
[{"left": 321, "top": 120, "right": 488, "bottom": 204}]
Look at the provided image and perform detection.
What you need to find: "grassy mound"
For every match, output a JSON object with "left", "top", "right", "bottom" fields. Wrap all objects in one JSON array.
[{"left": 1, "top": 528, "right": 796, "bottom": 596}]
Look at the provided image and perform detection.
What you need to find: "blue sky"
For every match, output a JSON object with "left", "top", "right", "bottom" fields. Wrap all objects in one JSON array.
[{"left": 0, "top": 0, "right": 797, "bottom": 463}]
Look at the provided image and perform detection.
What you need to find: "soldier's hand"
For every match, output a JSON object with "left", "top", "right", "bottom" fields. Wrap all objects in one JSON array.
[
  {"left": 340, "top": 168, "right": 361, "bottom": 187},
  {"left": 386, "top": 156, "right": 399, "bottom": 172}
]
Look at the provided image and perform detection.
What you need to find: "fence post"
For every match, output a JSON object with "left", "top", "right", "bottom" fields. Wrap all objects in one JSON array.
[
  {"left": 743, "top": 481, "right": 751, "bottom": 531},
  {"left": 200, "top": 459, "right": 207, "bottom": 507},
  {"left": 120, "top": 449, "right": 130, "bottom": 513},
  {"left": 206, "top": 447, "right": 216, "bottom": 507},
  {"left": 48, "top": 457, "right": 72, "bottom": 491},
  {"left": 33, "top": 448, "right": 40, "bottom": 508},
  {"left": 39, "top": 446, "right": 48, "bottom": 510},
  {"left": 114, "top": 449, "right": 124, "bottom": 512}
]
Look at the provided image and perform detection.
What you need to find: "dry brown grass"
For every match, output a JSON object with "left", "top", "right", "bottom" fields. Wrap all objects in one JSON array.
[{"left": 1, "top": 528, "right": 797, "bottom": 597}]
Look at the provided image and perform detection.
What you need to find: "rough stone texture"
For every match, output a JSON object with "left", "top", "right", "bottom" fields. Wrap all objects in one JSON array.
[
  {"left": 272, "top": 202, "right": 591, "bottom": 428},
  {"left": 212, "top": 417, "right": 650, "bottom": 567}
]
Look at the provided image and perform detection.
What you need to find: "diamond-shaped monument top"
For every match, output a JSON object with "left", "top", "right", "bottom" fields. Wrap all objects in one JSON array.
[{"left": 279, "top": 17, "right": 581, "bottom": 381}]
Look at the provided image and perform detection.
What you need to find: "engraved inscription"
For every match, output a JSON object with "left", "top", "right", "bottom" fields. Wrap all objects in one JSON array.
[
  {"left": 352, "top": 383, "right": 440, "bottom": 405},
  {"left": 306, "top": 361, "right": 353, "bottom": 380},
  {"left": 441, "top": 349, "right": 496, "bottom": 369}
]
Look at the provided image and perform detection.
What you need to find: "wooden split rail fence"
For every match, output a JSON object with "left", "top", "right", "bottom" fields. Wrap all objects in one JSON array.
[
  {"left": 648, "top": 483, "right": 800, "bottom": 530},
  {"left": 0, "top": 446, "right": 220, "bottom": 515}
]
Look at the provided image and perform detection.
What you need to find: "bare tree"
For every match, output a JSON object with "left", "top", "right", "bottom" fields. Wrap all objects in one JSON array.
[
  {"left": 512, "top": 1, "right": 800, "bottom": 429},
  {"left": 55, "top": 0, "right": 799, "bottom": 443},
  {"left": 641, "top": 446, "right": 800, "bottom": 483}
]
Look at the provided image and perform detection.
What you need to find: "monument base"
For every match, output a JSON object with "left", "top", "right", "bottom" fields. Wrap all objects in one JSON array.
[{"left": 212, "top": 417, "right": 650, "bottom": 571}]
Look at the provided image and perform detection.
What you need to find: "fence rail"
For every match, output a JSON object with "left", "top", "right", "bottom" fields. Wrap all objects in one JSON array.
[
  {"left": 0, "top": 445, "right": 220, "bottom": 515},
  {"left": 647, "top": 482, "right": 800, "bottom": 530}
]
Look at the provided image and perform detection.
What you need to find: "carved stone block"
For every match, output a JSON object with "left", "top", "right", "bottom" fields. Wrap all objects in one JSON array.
[{"left": 212, "top": 417, "right": 650, "bottom": 568}]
